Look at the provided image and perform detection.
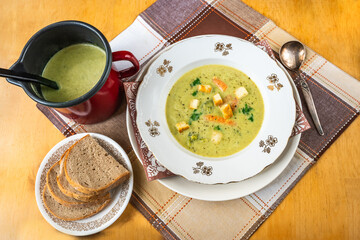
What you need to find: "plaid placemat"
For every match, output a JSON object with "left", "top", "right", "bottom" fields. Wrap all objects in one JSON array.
[{"left": 37, "top": 0, "right": 360, "bottom": 239}]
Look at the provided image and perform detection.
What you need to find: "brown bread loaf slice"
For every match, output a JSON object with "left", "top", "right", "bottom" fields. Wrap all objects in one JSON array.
[
  {"left": 47, "top": 161, "right": 84, "bottom": 205},
  {"left": 42, "top": 186, "right": 111, "bottom": 221},
  {"left": 64, "top": 135, "right": 130, "bottom": 195},
  {"left": 57, "top": 152, "right": 109, "bottom": 202},
  {"left": 47, "top": 161, "right": 111, "bottom": 206}
]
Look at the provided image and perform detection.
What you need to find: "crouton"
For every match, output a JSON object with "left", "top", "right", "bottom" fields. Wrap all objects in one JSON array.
[
  {"left": 189, "top": 99, "right": 200, "bottom": 109},
  {"left": 213, "top": 93, "right": 223, "bottom": 106},
  {"left": 197, "top": 85, "right": 212, "bottom": 93},
  {"left": 235, "top": 87, "right": 248, "bottom": 100},
  {"left": 211, "top": 131, "right": 222, "bottom": 144},
  {"left": 175, "top": 122, "right": 190, "bottom": 133},
  {"left": 220, "top": 103, "right": 233, "bottom": 119}
]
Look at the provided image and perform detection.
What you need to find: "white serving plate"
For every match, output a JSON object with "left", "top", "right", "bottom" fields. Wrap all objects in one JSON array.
[
  {"left": 35, "top": 133, "right": 133, "bottom": 236},
  {"left": 126, "top": 37, "right": 301, "bottom": 200},
  {"left": 136, "top": 35, "right": 296, "bottom": 184}
]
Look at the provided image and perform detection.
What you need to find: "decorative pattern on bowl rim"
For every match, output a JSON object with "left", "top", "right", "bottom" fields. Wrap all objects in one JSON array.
[
  {"left": 145, "top": 120, "right": 160, "bottom": 137},
  {"left": 156, "top": 59, "right": 173, "bottom": 76},
  {"left": 214, "top": 42, "right": 232, "bottom": 56},
  {"left": 192, "top": 162, "right": 213, "bottom": 176},
  {"left": 266, "top": 73, "right": 283, "bottom": 91},
  {"left": 259, "top": 135, "right": 278, "bottom": 153}
]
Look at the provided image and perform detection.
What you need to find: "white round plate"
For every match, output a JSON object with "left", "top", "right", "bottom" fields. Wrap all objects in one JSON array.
[
  {"left": 136, "top": 35, "right": 296, "bottom": 184},
  {"left": 35, "top": 133, "right": 134, "bottom": 236},
  {"left": 126, "top": 38, "right": 301, "bottom": 200}
]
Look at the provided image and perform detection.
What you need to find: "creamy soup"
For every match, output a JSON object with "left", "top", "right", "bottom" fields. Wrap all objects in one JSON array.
[
  {"left": 166, "top": 65, "right": 264, "bottom": 157},
  {"left": 41, "top": 43, "right": 106, "bottom": 102}
]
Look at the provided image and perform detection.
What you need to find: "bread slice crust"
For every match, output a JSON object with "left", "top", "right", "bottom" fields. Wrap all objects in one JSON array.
[
  {"left": 42, "top": 186, "right": 111, "bottom": 221},
  {"left": 63, "top": 135, "right": 130, "bottom": 195},
  {"left": 47, "top": 161, "right": 110, "bottom": 206}
]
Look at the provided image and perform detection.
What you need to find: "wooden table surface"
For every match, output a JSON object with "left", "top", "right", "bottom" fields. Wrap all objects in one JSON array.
[{"left": 0, "top": 0, "right": 359, "bottom": 239}]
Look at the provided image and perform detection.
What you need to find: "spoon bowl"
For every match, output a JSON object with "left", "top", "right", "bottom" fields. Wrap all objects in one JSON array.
[{"left": 279, "top": 41, "right": 306, "bottom": 70}]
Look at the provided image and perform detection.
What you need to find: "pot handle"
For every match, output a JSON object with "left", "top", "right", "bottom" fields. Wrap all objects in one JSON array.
[{"left": 112, "top": 51, "right": 140, "bottom": 78}]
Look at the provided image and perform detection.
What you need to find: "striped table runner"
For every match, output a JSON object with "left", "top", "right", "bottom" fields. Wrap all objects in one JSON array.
[{"left": 37, "top": 0, "right": 360, "bottom": 239}]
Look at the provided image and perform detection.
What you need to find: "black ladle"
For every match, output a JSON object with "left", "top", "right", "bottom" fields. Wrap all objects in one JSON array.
[{"left": 0, "top": 68, "right": 59, "bottom": 90}]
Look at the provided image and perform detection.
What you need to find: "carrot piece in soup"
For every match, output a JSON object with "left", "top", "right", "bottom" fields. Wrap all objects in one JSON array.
[
  {"left": 204, "top": 115, "right": 235, "bottom": 125},
  {"left": 213, "top": 77, "right": 227, "bottom": 92}
]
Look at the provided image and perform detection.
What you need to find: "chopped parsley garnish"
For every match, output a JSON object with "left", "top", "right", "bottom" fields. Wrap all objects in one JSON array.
[
  {"left": 241, "top": 103, "right": 253, "bottom": 115},
  {"left": 214, "top": 125, "right": 221, "bottom": 131},
  {"left": 192, "top": 90, "right": 198, "bottom": 96},
  {"left": 189, "top": 109, "right": 202, "bottom": 125},
  {"left": 240, "top": 103, "right": 254, "bottom": 121},
  {"left": 248, "top": 113, "right": 254, "bottom": 122},
  {"left": 190, "top": 78, "right": 201, "bottom": 87}
]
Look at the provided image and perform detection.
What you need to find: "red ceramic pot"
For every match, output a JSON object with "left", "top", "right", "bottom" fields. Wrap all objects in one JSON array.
[{"left": 7, "top": 21, "right": 139, "bottom": 124}]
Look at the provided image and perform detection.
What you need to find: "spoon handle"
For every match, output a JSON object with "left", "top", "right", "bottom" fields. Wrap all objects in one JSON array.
[
  {"left": 299, "top": 74, "right": 324, "bottom": 135},
  {"left": 0, "top": 68, "right": 59, "bottom": 90}
]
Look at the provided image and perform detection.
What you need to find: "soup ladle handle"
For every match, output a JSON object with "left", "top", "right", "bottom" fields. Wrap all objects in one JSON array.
[{"left": 0, "top": 68, "right": 59, "bottom": 90}]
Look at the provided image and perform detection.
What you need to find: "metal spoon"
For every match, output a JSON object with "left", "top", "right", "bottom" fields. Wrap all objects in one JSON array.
[
  {"left": 0, "top": 68, "right": 59, "bottom": 90},
  {"left": 279, "top": 41, "right": 324, "bottom": 135}
]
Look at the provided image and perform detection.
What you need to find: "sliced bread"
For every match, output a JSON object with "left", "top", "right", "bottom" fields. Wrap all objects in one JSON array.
[
  {"left": 57, "top": 153, "right": 108, "bottom": 202},
  {"left": 64, "top": 135, "right": 130, "bottom": 195},
  {"left": 42, "top": 186, "right": 110, "bottom": 221},
  {"left": 47, "top": 161, "right": 84, "bottom": 205},
  {"left": 47, "top": 161, "right": 110, "bottom": 206}
]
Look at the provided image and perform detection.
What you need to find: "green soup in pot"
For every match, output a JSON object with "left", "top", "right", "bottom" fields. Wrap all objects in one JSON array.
[
  {"left": 41, "top": 43, "right": 106, "bottom": 102},
  {"left": 166, "top": 65, "right": 264, "bottom": 158}
]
